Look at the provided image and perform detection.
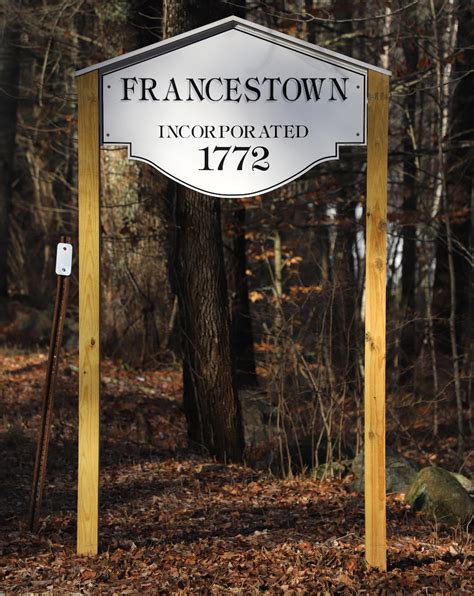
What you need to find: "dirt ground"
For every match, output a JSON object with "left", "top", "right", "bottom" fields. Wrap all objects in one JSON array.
[{"left": 0, "top": 349, "right": 472, "bottom": 593}]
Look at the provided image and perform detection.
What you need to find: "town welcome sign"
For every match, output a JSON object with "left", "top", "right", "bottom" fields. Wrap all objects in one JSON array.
[{"left": 75, "top": 16, "right": 390, "bottom": 570}]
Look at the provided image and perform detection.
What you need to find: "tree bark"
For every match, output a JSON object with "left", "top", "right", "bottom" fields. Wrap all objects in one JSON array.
[
  {"left": 329, "top": 0, "right": 362, "bottom": 385},
  {"left": 331, "top": 201, "right": 361, "bottom": 383},
  {"left": 174, "top": 188, "right": 244, "bottom": 460},
  {"left": 432, "top": 0, "right": 472, "bottom": 363},
  {"left": 430, "top": 0, "right": 467, "bottom": 454},
  {"left": 163, "top": 0, "right": 245, "bottom": 461},
  {"left": 0, "top": 17, "right": 19, "bottom": 318},
  {"left": 228, "top": 206, "right": 258, "bottom": 389},
  {"left": 399, "top": 32, "right": 419, "bottom": 382}
]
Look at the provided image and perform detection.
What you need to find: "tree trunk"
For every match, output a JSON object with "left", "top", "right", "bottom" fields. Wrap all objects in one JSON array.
[
  {"left": 0, "top": 18, "right": 19, "bottom": 318},
  {"left": 331, "top": 201, "right": 360, "bottom": 384},
  {"left": 229, "top": 206, "right": 258, "bottom": 389},
  {"left": 430, "top": 0, "right": 467, "bottom": 455},
  {"left": 329, "top": 0, "right": 362, "bottom": 385},
  {"left": 174, "top": 188, "right": 244, "bottom": 460},
  {"left": 163, "top": 0, "right": 245, "bottom": 461},
  {"left": 432, "top": 0, "right": 472, "bottom": 364},
  {"left": 399, "top": 33, "right": 419, "bottom": 383},
  {"left": 164, "top": 0, "right": 243, "bottom": 37}
]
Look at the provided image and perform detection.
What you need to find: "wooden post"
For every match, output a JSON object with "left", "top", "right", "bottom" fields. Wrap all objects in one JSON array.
[
  {"left": 77, "top": 70, "right": 100, "bottom": 555},
  {"left": 364, "top": 70, "right": 389, "bottom": 571}
]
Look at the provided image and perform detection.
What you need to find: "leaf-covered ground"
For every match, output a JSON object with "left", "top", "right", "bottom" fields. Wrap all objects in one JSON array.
[{"left": 0, "top": 349, "right": 472, "bottom": 593}]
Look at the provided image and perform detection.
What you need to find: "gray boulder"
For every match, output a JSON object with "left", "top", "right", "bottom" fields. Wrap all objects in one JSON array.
[
  {"left": 450, "top": 472, "right": 474, "bottom": 496},
  {"left": 351, "top": 449, "right": 417, "bottom": 494},
  {"left": 406, "top": 466, "right": 474, "bottom": 526},
  {"left": 239, "top": 389, "right": 275, "bottom": 447},
  {"left": 312, "top": 460, "right": 350, "bottom": 480}
]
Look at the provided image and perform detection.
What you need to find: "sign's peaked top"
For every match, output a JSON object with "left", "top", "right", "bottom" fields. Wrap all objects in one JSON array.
[{"left": 75, "top": 15, "right": 391, "bottom": 77}]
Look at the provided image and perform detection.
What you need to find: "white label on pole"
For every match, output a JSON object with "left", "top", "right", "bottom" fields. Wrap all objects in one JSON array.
[
  {"left": 101, "top": 28, "right": 366, "bottom": 197},
  {"left": 56, "top": 243, "right": 73, "bottom": 276}
]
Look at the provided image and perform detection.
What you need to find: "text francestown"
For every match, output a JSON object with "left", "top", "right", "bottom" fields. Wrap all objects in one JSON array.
[{"left": 119, "top": 76, "right": 350, "bottom": 102}]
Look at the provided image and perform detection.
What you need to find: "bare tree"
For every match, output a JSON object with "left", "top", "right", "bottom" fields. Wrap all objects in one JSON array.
[
  {"left": 163, "top": 0, "right": 245, "bottom": 461},
  {"left": 0, "top": 9, "right": 19, "bottom": 318}
]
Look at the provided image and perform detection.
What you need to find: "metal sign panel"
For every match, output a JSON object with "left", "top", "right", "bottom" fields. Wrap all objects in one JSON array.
[
  {"left": 55, "top": 242, "right": 73, "bottom": 276},
  {"left": 100, "top": 24, "right": 367, "bottom": 197}
]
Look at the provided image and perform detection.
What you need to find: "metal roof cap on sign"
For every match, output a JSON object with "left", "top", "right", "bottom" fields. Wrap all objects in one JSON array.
[{"left": 75, "top": 15, "right": 391, "bottom": 77}]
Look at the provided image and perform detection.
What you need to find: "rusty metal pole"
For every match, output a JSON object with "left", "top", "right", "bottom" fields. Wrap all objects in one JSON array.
[{"left": 28, "top": 237, "right": 72, "bottom": 532}]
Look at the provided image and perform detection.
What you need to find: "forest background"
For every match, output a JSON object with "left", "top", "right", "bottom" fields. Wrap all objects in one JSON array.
[{"left": 0, "top": 0, "right": 472, "bottom": 473}]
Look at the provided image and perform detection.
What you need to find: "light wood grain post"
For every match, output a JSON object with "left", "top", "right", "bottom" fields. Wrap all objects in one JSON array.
[
  {"left": 77, "top": 70, "right": 100, "bottom": 556},
  {"left": 364, "top": 70, "right": 389, "bottom": 571}
]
